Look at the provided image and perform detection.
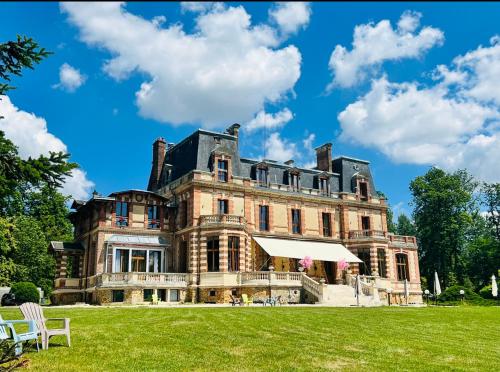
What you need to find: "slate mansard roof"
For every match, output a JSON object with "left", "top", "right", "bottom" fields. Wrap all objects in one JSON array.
[{"left": 151, "top": 127, "right": 377, "bottom": 196}]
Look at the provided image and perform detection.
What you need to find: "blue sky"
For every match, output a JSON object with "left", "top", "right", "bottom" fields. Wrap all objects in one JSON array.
[{"left": 1, "top": 2, "right": 499, "bottom": 218}]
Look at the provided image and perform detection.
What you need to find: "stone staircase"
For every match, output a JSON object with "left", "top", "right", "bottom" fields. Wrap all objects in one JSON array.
[{"left": 319, "top": 284, "right": 381, "bottom": 307}]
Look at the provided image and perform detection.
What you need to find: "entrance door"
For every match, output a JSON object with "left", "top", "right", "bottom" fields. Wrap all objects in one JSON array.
[{"left": 324, "top": 261, "right": 337, "bottom": 284}]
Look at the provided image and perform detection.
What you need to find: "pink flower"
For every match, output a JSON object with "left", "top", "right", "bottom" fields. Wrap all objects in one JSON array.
[
  {"left": 338, "top": 259, "right": 349, "bottom": 271},
  {"left": 299, "top": 256, "right": 313, "bottom": 270}
]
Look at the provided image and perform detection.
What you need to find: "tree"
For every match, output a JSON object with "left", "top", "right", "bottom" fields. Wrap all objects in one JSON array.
[
  {"left": 0, "top": 35, "right": 51, "bottom": 96},
  {"left": 482, "top": 182, "right": 500, "bottom": 241},
  {"left": 0, "top": 131, "right": 77, "bottom": 215},
  {"left": 377, "top": 191, "right": 397, "bottom": 233},
  {"left": 10, "top": 216, "right": 55, "bottom": 294},
  {"left": 410, "top": 168, "right": 478, "bottom": 288},
  {"left": 396, "top": 214, "right": 416, "bottom": 236}
]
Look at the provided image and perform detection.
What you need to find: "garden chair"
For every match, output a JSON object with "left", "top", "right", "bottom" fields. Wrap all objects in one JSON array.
[
  {"left": 241, "top": 294, "right": 253, "bottom": 306},
  {"left": 0, "top": 315, "right": 39, "bottom": 355},
  {"left": 19, "top": 302, "right": 70, "bottom": 350},
  {"left": 151, "top": 293, "right": 161, "bottom": 305},
  {"left": 230, "top": 295, "right": 241, "bottom": 306}
]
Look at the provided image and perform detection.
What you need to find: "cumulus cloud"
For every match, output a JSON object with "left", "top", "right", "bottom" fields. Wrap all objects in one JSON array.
[
  {"left": 262, "top": 131, "right": 317, "bottom": 168},
  {"left": 53, "top": 63, "right": 86, "bottom": 92},
  {"left": 0, "top": 96, "right": 94, "bottom": 199},
  {"left": 263, "top": 132, "right": 298, "bottom": 162},
  {"left": 245, "top": 108, "right": 293, "bottom": 132},
  {"left": 61, "top": 2, "right": 303, "bottom": 128},
  {"left": 338, "top": 37, "right": 500, "bottom": 182},
  {"left": 269, "top": 2, "right": 311, "bottom": 36},
  {"left": 180, "top": 2, "right": 217, "bottom": 13},
  {"left": 327, "top": 11, "right": 444, "bottom": 89}
]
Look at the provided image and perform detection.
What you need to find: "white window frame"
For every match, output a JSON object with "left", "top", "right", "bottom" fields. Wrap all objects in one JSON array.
[{"left": 112, "top": 246, "right": 164, "bottom": 273}]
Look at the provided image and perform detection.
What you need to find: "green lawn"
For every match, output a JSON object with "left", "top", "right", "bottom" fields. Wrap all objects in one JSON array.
[{"left": 1, "top": 306, "right": 499, "bottom": 371}]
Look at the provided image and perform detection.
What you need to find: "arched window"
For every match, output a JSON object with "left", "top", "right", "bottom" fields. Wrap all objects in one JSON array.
[{"left": 396, "top": 253, "right": 410, "bottom": 281}]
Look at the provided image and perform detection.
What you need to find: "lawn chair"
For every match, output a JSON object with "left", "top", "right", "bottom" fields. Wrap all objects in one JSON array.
[
  {"left": 230, "top": 295, "right": 241, "bottom": 306},
  {"left": 151, "top": 293, "right": 161, "bottom": 305},
  {"left": 0, "top": 315, "right": 39, "bottom": 355},
  {"left": 241, "top": 294, "right": 253, "bottom": 306},
  {"left": 19, "top": 302, "right": 70, "bottom": 350}
]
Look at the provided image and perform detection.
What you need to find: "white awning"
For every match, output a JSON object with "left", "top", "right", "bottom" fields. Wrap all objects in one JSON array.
[
  {"left": 253, "top": 236, "right": 362, "bottom": 263},
  {"left": 106, "top": 235, "right": 168, "bottom": 246}
]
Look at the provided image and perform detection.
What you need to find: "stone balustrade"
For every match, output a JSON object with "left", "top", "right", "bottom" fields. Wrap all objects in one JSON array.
[
  {"left": 348, "top": 230, "right": 387, "bottom": 239},
  {"left": 199, "top": 214, "right": 246, "bottom": 227}
]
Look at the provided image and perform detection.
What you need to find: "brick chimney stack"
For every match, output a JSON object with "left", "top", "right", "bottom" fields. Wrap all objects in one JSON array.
[
  {"left": 226, "top": 123, "right": 241, "bottom": 142},
  {"left": 315, "top": 143, "right": 332, "bottom": 172},
  {"left": 147, "top": 137, "right": 166, "bottom": 191}
]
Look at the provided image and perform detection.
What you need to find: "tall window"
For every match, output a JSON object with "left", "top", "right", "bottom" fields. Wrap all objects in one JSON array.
[
  {"left": 218, "top": 160, "right": 228, "bottom": 182},
  {"left": 361, "top": 216, "right": 370, "bottom": 231},
  {"left": 377, "top": 249, "right": 387, "bottom": 278},
  {"left": 115, "top": 201, "right": 128, "bottom": 227},
  {"left": 228, "top": 236, "right": 240, "bottom": 272},
  {"left": 257, "top": 168, "right": 268, "bottom": 186},
  {"left": 360, "top": 182, "right": 369, "bottom": 201},
  {"left": 115, "top": 249, "right": 129, "bottom": 272},
  {"left": 319, "top": 178, "right": 329, "bottom": 195},
  {"left": 148, "top": 251, "right": 161, "bottom": 273},
  {"left": 218, "top": 199, "right": 228, "bottom": 215},
  {"left": 132, "top": 250, "right": 147, "bottom": 272},
  {"left": 180, "top": 201, "right": 188, "bottom": 228},
  {"left": 291, "top": 173, "right": 300, "bottom": 191},
  {"left": 357, "top": 248, "right": 371, "bottom": 275},
  {"left": 179, "top": 241, "right": 188, "bottom": 273},
  {"left": 292, "top": 209, "right": 301, "bottom": 234},
  {"left": 259, "top": 205, "right": 269, "bottom": 231},
  {"left": 396, "top": 253, "right": 409, "bottom": 281},
  {"left": 322, "top": 212, "right": 331, "bottom": 237},
  {"left": 148, "top": 205, "right": 160, "bottom": 229},
  {"left": 207, "top": 237, "right": 220, "bottom": 272}
]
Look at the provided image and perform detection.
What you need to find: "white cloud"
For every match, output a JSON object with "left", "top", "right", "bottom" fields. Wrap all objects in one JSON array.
[
  {"left": 262, "top": 131, "right": 317, "bottom": 168},
  {"left": 61, "top": 2, "right": 303, "bottom": 128},
  {"left": 0, "top": 95, "right": 94, "bottom": 199},
  {"left": 263, "top": 132, "right": 297, "bottom": 162},
  {"left": 245, "top": 108, "right": 293, "bottom": 132},
  {"left": 53, "top": 63, "right": 86, "bottom": 92},
  {"left": 338, "top": 42, "right": 500, "bottom": 183},
  {"left": 180, "top": 2, "right": 217, "bottom": 13},
  {"left": 327, "top": 11, "right": 444, "bottom": 88},
  {"left": 269, "top": 2, "right": 311, "bottom": 36}
]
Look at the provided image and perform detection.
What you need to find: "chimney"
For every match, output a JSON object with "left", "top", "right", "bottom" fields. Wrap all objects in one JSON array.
[
  {"left": 147, "top": 137, "right": 166, "bottom": 191},
  {"left": 226, "top": 123, "right": 241, "bottom": 141},
  {"left": 315, "top": 143, "right": 332, "bottom": 172}
]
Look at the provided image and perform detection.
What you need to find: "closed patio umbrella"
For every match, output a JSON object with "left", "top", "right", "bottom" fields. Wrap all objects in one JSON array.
[
  {"left": 434, "top": 271, "right": 442, "bottom": 296},
  {"left": 492, "top": 275, "right": 498, "bottom": 298}
]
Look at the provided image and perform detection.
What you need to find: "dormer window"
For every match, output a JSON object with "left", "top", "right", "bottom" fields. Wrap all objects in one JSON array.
[
  {"left": 256, "top": 167, "right": 268, "bottom": 187},
  {"left": 288, "top": 170, "right": 300, "bottom": 192},
  {"left": 360, "top": 181, "right": 368, "bottom": 201},
  {"left": 218, "top": 160, "right": 228, "bottom": 182},
  {"left": 319, "top": 177, "right": 330, "bottom": 196}
]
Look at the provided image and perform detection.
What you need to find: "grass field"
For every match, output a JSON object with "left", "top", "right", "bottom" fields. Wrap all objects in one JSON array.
[{"left": 0, "top": 306, "right": 499, "bottom": 371}]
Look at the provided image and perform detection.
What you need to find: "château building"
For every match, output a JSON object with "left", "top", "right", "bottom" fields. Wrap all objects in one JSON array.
[{"left": 51, "top": 124, "right": 422, "bottom": 306}]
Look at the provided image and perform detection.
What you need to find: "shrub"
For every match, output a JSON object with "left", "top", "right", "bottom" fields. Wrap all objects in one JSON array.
[
  {"left": 438, "top": 285, "right": 482, "bottom": 303},
  {"left": 10, "top": 282, "right": 39, "bottom": 304},
  {"left": 479, "top": 285, "right": 494, "bottom": 299}
]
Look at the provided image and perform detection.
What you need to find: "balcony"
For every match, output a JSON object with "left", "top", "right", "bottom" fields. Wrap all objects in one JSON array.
[
  {"left": 348, "top": 230, "right": 387, "bottom": 239},
  {"left": 81, "top": 273, "right": 190, "bottom": 289},
  {"left": 388, "top": 234, "right": 417, "bottom": 248},
  {"left": 198, "top": 271, "right": 304, "bottom": 287},
  {"left": 199, "top": 214, "right": 246, "bottom": 227},
  {"left": 54, "top": 278, "right": 81, "bottom": 289}
]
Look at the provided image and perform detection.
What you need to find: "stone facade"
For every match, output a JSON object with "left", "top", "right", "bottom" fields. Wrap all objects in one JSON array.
[{"left": 51, "top": 125, "right": 423, "bottom": 305}]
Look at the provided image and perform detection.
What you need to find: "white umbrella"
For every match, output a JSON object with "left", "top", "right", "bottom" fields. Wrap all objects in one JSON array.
[
  {"left": 492, "top": 275, "right": 498, "bottom": 298},
  {"left": 434, "top": 271, "right": 442, "bottom": 296},
  {"left": 404, "top": 279, "right": 410, "bottom": 304}
]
